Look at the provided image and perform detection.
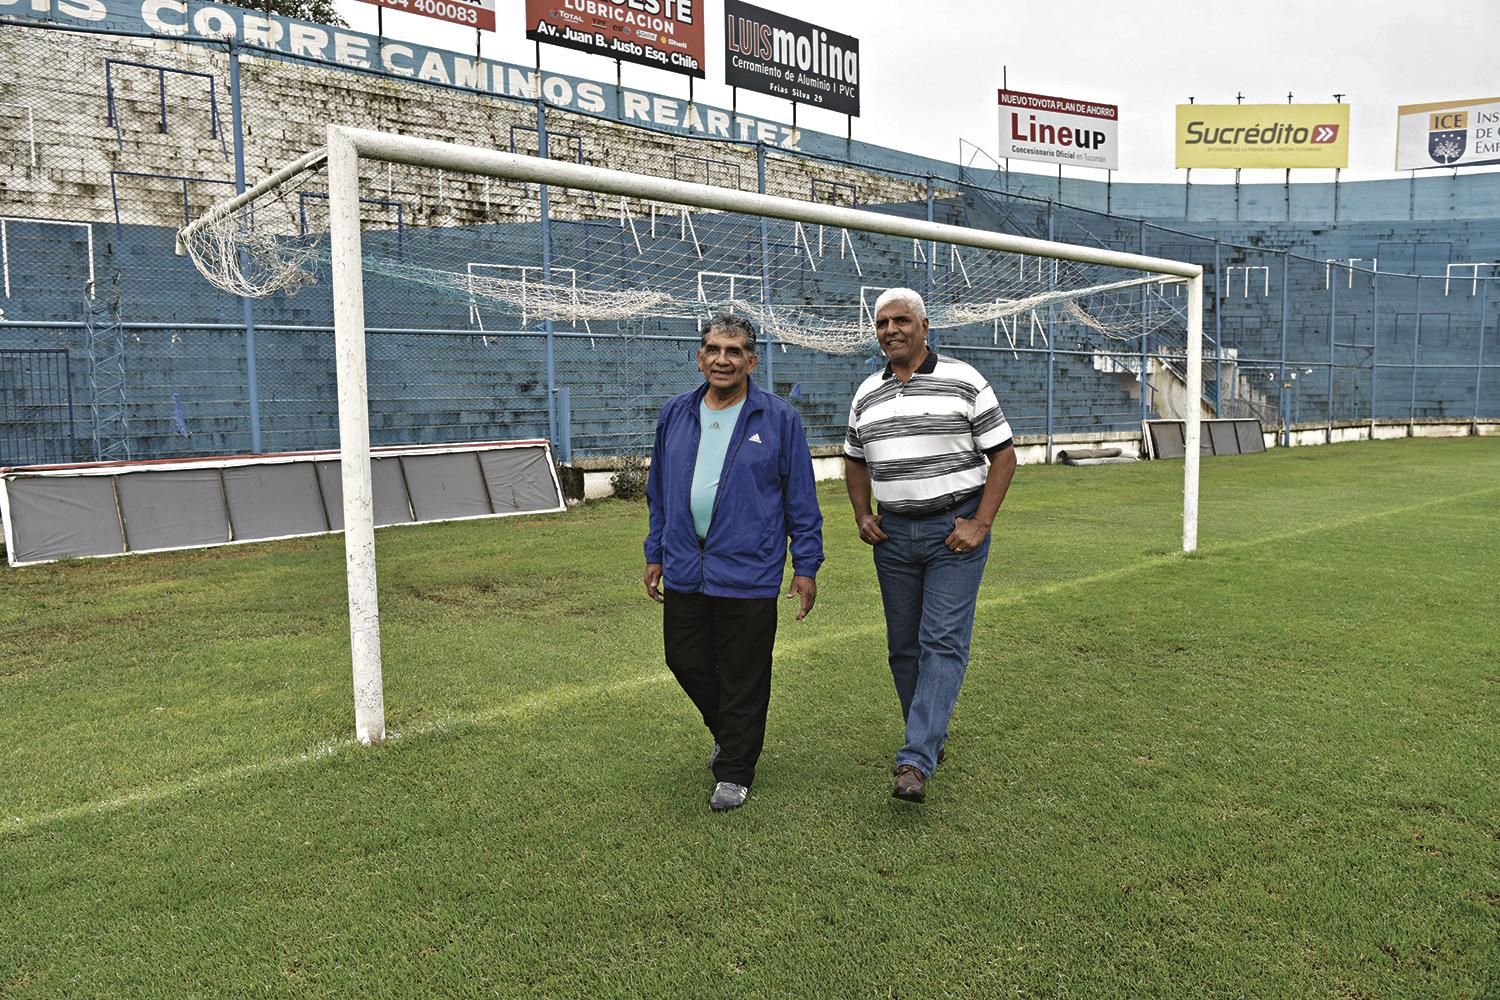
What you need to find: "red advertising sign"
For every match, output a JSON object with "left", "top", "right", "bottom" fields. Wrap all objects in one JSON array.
[
  {"left": 357, "top": 0, "right": 496, "bottom": 31},
  {"left": 526, "top": 0, "right": 705, "bottom": 79}
]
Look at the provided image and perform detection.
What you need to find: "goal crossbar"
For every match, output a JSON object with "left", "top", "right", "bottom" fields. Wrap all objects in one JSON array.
[
  {"left": 182, "top": 127, "right": 1202, "bottom": 280},
  {"left": 179, "top": 124, "right": 1205, "bottom": 746}
]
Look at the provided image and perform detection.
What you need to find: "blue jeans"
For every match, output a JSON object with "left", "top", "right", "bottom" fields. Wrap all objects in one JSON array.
[{"left": 871, "top": 497, "right": 990, "bottom": 777}]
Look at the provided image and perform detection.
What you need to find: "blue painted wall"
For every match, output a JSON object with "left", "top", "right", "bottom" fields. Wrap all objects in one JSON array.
[{"left": 5, "top": 192, "right": 1493, "bottom": 465}]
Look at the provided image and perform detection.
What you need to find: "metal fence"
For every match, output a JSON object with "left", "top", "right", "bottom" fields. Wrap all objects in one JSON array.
[
  {"left": 0, "top": 19, "right": 1495, "bottom": 468},
  {"left": 0, "top": 348, "right": 76, "bottom": 466}
]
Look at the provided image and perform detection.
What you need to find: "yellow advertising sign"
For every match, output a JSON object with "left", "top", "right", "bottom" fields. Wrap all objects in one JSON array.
[{"left": 1175, "top": 104, "right": 1350, "bottom": 169}]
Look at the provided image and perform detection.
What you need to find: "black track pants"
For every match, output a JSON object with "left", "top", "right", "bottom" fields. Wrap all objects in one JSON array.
[{"left": 662, "top": 588, "right": 778, "bottom": 787}]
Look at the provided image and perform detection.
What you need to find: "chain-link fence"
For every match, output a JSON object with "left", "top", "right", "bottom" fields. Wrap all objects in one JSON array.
[{"left": 1, "top": 20, "right": 1495, "bottom": 468}]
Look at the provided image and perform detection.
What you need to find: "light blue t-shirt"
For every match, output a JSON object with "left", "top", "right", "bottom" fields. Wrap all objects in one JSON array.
[{"left": 690, "top": 398, "right": 745, "bottom": 540}]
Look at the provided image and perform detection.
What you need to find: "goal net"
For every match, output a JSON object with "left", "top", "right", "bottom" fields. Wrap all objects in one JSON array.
[{"left": 178, "top": 126, "right": 1205, "bottom": 744}]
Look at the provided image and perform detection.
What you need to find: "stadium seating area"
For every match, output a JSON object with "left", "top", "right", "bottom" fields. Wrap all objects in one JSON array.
[{"left": 1, "top": 19, "right": 1496, "bottom": 465}]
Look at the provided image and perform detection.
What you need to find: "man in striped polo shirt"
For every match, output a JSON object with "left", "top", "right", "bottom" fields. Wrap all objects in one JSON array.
[{"left": 844, "top": 288, "right": 1017, "bottom": 803}]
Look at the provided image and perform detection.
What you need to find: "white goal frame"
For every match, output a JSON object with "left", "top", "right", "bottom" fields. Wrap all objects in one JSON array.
[{"left": 180, "top": 124, "right": 1204, "bottom": 746}]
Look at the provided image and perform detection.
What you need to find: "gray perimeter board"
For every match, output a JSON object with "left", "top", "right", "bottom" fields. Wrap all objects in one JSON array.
[
  {"left": 1147, "top": 419, "right": 1266, "bottom": 459},
  {"left": 1149, "top": 421, "right": 1187, "bottom": 459},
  {"left": 5, "top": 474, "right": 125, "bottom": 562},
  {"left": 479, "top": 446, "right": 561, "bottom": 512},
  {"left": 316, "top": 458, "right": 415, "bottom": 529},
  {"left": 1235, "top": 420, "right": 1268, "bottom": 453},
  {"left": 5, "top": 444, "right": 561, "bottom": 565},
  {"left": 400, "top": 452, "right": 494, "bottom": 520},
  {"left": 116, "top": 469, "right": 232, "bottom": 551},
  {"left": 223, "top": 463, "right": 330, "bottom": 540},
  {"left": 1208, "top": 420, "right": 1239, "bottom": 455}
]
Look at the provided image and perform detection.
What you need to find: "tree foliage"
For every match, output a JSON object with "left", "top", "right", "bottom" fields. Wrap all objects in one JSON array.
[{"left": 252, "top": 0, "right": 347, "bottom": 27}]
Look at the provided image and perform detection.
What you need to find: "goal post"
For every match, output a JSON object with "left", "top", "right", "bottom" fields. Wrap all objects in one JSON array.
[
  {"left": 327, "top": 127, "right": 384, "bottom": 745},
  {"left": 178, "top": 123, "right": 1205, "bottom": 745}
]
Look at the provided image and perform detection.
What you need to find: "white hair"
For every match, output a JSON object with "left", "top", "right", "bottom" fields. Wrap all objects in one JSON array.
[{"left": 873, "top": 287, "right": 928, "bottom": 323}]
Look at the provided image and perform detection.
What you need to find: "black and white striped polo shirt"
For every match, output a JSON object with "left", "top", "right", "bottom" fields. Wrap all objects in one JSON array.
[{"left": 844, "top": 351, "right": 1013, "bottom": 516}]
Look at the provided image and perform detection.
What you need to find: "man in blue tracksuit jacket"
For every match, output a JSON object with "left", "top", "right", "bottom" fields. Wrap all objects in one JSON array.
[{"left": 644, "top": 314, "right": 824, "bottom": 812}]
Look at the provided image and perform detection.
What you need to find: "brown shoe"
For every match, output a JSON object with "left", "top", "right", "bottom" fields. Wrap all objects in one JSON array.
[
  {"left": 891, "top": 747, "right": 945, "bottom": 775},
  {"left": 892, "top": 764, "right": 926, "bottom": 803}
]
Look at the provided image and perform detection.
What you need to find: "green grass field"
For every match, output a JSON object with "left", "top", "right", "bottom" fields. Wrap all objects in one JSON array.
[{"left": 2, "top": 437, "right": 1497, "bottom": 998}]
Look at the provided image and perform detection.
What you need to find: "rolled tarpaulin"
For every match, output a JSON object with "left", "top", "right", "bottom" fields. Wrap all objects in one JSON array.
[
  {"left": 1057, "top": 446, "right": 1122, "bottom": 464},
  {"left": 1062, "top": 455, "right": 1141, "bottom": 466}
]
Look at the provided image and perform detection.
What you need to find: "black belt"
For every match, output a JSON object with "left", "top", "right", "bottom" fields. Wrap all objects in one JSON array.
[{"left": 880, "top": 490, "right": 981, "bottom": 520}]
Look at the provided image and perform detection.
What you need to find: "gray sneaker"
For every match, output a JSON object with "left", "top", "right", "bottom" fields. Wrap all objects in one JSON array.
[
  {"left": 709, "top": 781, "right": 748, "bottom": 811},
  {"left": 709, "top": 742, "right": 721, "bottom": 771}
]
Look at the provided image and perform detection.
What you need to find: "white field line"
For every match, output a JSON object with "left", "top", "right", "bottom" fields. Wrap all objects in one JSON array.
[
  {"left": 6, "top": 482, "right": 1497, "bottom": 836},
  {"left": 6, "top": 672, "right": 673, "bottom": 836}
]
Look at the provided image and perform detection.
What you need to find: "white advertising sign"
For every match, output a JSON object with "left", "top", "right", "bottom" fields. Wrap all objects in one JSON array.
[
  {"left": 999, "top": 89, "right": 1118, "bottom": 171},
  {"left": 1396, "top": 97, "right": 1500, "bottom": 171}
]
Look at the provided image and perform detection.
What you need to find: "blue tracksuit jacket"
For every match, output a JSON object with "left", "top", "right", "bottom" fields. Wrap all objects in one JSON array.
[{"left": 644, "top": 381, "right": 824, "bottom": 598}]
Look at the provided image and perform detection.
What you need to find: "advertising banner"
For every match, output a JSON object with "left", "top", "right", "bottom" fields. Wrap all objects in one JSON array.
[
  {"left": 1175, "top": 104, "right": 1350, "bottom": 169},
  {"left": 1396, "top": 97, "right": 1500, "bottom": 170},
  {"left": 525, "top": 0, "right": 704, "bottom": 79},
  {"left": 3, "top": 0, "right": 812, "bottom": 149},
  {"left": 355, "top": 0, "right": 494, "bottom": 32},
  {"left": 998, "top": 89, "right": 1117, "bottom": 170},
  {"left": 724, "top": 1, "right": 859, "bottom": 117}
]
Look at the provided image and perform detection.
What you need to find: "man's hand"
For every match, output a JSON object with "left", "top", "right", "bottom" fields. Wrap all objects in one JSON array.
[
  {"left": 855, "top": 512, "right": 888, "bottom": 546},
  {"left": 644, "top": 563, "right": 665, "bottom": 603},
  {"left": 785, "top": 575, "right": 817, "bottom": 620},
  {"left": 944, "top": 516, "right": 990, "bottom": 554}
]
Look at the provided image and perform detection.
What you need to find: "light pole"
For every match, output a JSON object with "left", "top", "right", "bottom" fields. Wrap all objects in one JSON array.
[{"left": 1285, "top": 368, "right": 1314, "bottom": 437}]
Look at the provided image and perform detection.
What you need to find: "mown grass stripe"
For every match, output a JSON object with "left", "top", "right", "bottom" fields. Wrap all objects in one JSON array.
[{"left": 9, "top": 471, "right": 1494, "bottom": 837}]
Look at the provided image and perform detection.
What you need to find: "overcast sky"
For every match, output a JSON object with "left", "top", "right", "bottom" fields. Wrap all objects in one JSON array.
[{"left": 333, "top": 0, "right": 1500, "bottom": 184}]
